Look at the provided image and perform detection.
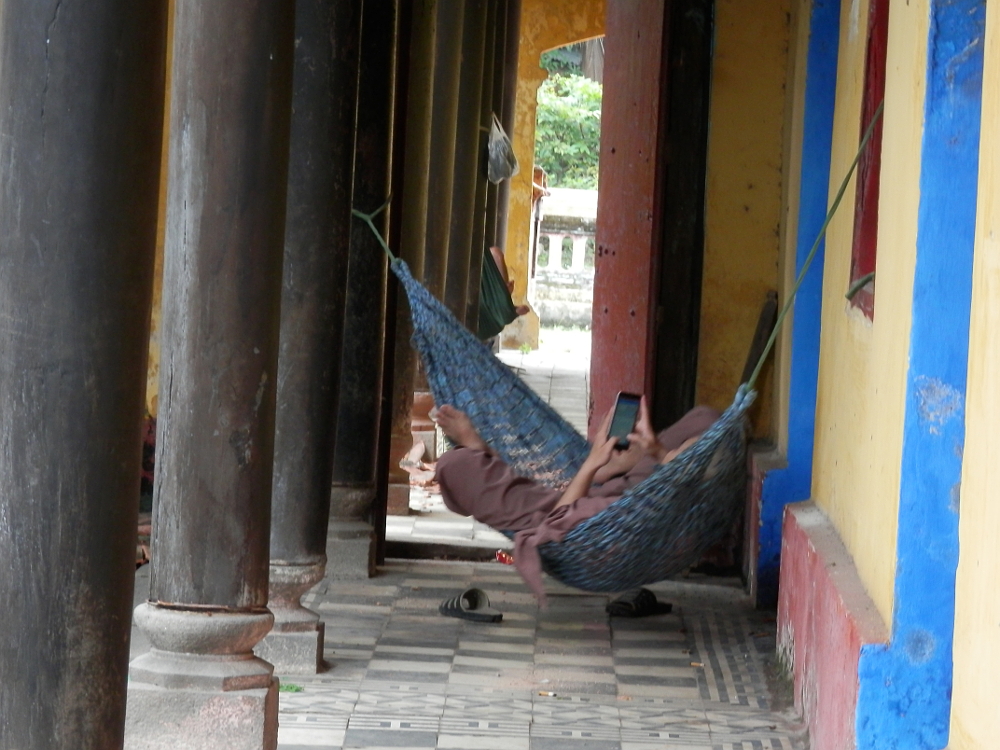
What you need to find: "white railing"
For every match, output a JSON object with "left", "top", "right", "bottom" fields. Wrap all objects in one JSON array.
[{"left": 536, "top": 231, "right": 594, "bottom": 273}]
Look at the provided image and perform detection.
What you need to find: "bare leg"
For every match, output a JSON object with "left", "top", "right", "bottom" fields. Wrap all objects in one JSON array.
[{"left": 433, "top": 404, "right": 489, "bottom": 453}]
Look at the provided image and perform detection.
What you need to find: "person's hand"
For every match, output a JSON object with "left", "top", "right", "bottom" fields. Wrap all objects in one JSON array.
[
  {"left": 584, "top": 405, "right": 618, "bottom": 471},
  {"left": 583, "top": 432, "right": 618, "bottom": 472},
  {"left": 627, "top": 397, "right": 666, "bottom": 461}
]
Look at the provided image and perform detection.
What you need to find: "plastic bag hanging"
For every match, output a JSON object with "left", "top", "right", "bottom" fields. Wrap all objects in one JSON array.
[{"left": 487, "top": 113, "right": 519, "bottom": 184}]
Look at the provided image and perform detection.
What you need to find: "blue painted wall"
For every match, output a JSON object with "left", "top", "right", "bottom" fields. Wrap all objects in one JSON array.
[
  {"left": 756, "top": 0, "right": 840, "bottom": 607},
  {"left": 855, "top": 1, "right": 985, "bottom": 747}
]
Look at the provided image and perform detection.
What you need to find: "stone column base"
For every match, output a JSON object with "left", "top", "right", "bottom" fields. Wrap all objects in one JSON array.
[
  {"left": 125, "top": 679, "right": 278, "bottom": 750},
  {"left": 255, "top": 622, "right": 325, "bottom": 675},
  {"left": 256, "top": 561, "right": 326, "bottom": 674},
  {"left": 126, "top": 604, "right": 278, "bottom": 749},
  {"left": 326, "top": 519, "right": 376, "bottom": 579},
  {"left": 386, "top": 482, "right": 412, "bottom": 516}
]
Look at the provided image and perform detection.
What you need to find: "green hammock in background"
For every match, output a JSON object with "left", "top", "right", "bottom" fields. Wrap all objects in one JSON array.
[{"left": 477, "top": 248, "right": 519, "bottom": 340}]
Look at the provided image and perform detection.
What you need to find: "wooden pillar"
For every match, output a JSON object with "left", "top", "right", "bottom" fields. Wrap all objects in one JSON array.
[
  {"left": 482, "top": 0, "right": 507, "bottom": 255},
  {"left": 466, "top": 0, "right": 499, "bottom": 328},
  {"left": 0, "top": 2, "right": 167, "bottom": 747},
  {"left": 494, "top": 0, "right": 522, "bottom": 253},
  {"left": 444, "top": 0, "right": 489, "bottom": 322},
  {"left": 423, "top": 0, "right": 464, "bottom": 300},
  {"left": 328, "top": 0, "right": 399, "bottom": 574},
  {"left": 257, "top": 0, "right": 361, "bottom": 675},
  {"left": 387, "top": 0, "right": 436, "bottom": 515},
  {"left": 126, "top": 0, "right": 295, "bottom": 746},
  {"left": 652, "top": 0, "right": 712, "bottom": 428},
  {"left": 591, "top": 0, "right": 670, "bottom": 436}
]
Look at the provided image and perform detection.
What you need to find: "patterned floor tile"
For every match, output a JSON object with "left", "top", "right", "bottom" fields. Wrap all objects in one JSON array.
[{"left": 274, "top": 561, "right": 807, "bottom": 750}]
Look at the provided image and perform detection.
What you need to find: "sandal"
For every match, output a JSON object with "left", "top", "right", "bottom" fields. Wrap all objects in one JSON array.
[
  {"left": 606, "top": 588, "right": 673, "bottom": 617},
  {"left": 439, "top": 588, "right": 503, "bottom": 623}
]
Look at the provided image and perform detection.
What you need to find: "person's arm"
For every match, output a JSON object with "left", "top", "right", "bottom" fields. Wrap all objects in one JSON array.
[
  {"left": 552, "top": 432, "right": 618, "bottom": 510},
  {"left": 630, "top": 396, "right": 704, "bottom": 465}
]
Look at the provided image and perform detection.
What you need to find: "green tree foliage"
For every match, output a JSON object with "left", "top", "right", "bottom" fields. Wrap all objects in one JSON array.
[
  {"left": 540, "top": 45, "right": 583, "bottom": 76},
  {"left": 534, "top": 73, "right": 602, "bottom": 189}
]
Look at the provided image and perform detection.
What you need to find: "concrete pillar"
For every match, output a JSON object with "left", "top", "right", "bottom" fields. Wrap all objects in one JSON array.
[
  {"left": 328, "top": 0, "right": 399, "bottom": 577},
  {"left": 387, "top": 0, "right": 436, "bottom": 516},
  {"left": 444, "top": 0, "right": 488, "bottom": 322},
  {"left": 125, "top": 1, "right": 295, "bottom": 747},
  {"left": 0, "top": 2, "right": 167, "bottom": 748},
  {"left": 257, "top": 0, "right": 361, "bottom": 676}
]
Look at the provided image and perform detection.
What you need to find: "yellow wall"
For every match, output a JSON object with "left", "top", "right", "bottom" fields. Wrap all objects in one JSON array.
[
  {"left": 949, "top": 5, "right": 1000, "bottom": 746},
  {"left": 771, "top": 0, "right": 811, "bottom": 453},
  {"left": 501, "top": 0, "right": 605, "bottom": 350},
  {"left": 145, "top": 0, "right": 174, "bottom": 418},
  {"left": 811, "top": 0, "right": 928, "bottom": 626},
  {"left": 697, "top": 0, "right": 791, "bottom": 437}
]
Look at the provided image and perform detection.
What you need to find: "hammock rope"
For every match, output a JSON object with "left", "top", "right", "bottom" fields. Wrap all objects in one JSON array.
[{"left": 352, "top": 102, "right": 882, "bottom": 592}]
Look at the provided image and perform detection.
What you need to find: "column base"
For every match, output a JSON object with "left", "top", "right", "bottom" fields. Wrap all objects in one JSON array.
[
  {"left": 255, "top": 561, "right": 326, "bottom": 674},
  {"left": 125, "top": 678, "right": 278, "bottom": 750},
  {"left": 386, "top": 482, "right": 412, "bottom": 516},
  {"left": 255, "top": 622, "right": 325, "bottom": 675},
  {"left": 126, "top": 603, "right": 278, "bottom": 749},
  {"left": 329, "top": 482, "right": 376, "bottom": 519},
  {"left": 326, "top": 519, "right": 376, "bottom": 579}
]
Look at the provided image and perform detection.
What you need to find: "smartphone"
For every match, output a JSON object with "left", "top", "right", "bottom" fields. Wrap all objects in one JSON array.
[{"left": 608, "top": 392, "right": 641, "bottom": 449}]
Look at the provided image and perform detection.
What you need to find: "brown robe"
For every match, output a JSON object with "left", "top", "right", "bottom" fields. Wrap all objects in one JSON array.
[{"left": 436, "top": 406, "right": 720, "bottom": 603}]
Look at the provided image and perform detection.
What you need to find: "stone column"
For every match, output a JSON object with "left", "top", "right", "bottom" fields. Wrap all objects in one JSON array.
[
  {"left": 0, "top": 2, "right": 167, "bottom": 748},
  {"left": 328, "top": 0, "right": 399, "bottom": 577},
  {"left": 125, "top": 1, "right": 295, "bottom": 748},
  {"left": 256, "top": 0, "right": 361, "bottom": 676}
]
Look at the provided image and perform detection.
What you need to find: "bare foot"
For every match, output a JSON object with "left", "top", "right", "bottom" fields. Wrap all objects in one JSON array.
[{"left": 433, "top": 405, "right": 489, "bottom": 452}]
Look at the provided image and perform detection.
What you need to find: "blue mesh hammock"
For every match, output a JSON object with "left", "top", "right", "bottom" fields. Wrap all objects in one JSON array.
[
  {"left": 354, "top": 109, "right": 877, "bottom": 591},
  {"left": 391, "top": 256, "right": 754, "bottom": 592}
]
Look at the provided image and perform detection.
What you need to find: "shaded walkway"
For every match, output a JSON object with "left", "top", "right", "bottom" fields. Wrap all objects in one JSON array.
[
  {"left": 130, "top": 333, "right": 807, "bottom": 748},
  {"left": 272, "top": 334, "right": 805, "bottom": 748}
]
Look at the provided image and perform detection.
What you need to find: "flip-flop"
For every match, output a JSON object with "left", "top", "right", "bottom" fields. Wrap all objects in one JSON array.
[
  {"left": 606, "top": 588, "right": 673, "bottom": 617},
  {"left": 439, "top": 588, "right": 503, "bottom": 623}
]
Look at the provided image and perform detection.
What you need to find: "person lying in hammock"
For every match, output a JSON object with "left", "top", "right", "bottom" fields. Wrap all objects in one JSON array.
[{"left": 432, "top": 398, "right": 720, "bottom": 603}]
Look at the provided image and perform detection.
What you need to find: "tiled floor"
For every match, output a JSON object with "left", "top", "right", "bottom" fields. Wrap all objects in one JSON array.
[
  {"left": 349, "top": 333, "right": 806, "bottom": 749},
  {"left": 277, "top": 561, "right": 807, "bottom": 749}
]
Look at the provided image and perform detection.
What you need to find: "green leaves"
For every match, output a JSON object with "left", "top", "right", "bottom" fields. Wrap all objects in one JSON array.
[{"left": 534, "top": 73, "right": 602, "bottom": 189}]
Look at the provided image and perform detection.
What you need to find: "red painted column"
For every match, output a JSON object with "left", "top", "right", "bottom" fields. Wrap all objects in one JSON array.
[{"left": 591, "top": 1, "right": 669, "bottom": 437}]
